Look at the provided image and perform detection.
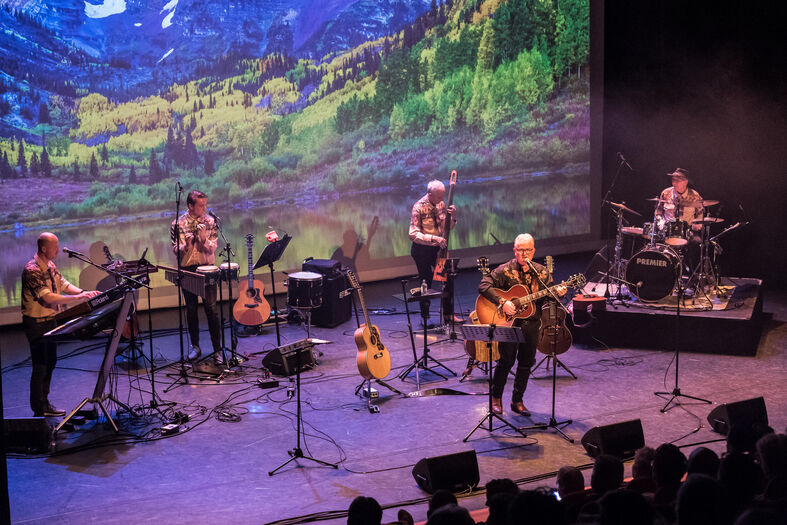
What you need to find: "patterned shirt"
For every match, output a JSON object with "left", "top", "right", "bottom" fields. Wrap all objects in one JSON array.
[
  {"left": 170, "top": 212, "right": 218, "bottom": 267},
  {"left": 478, "top": 258, "right": 554, "bottom": 319},
  {"left": 656, "top": 186, "right": 703, "bottom": 224},
  {"left": 409, "top": 194, "right": 451, "bottom": 246},
  {"left": 21, "top": 253, "right": 73, "bottom": 318}
]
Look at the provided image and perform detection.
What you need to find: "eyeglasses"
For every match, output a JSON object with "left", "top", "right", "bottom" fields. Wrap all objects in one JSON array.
[{"left": 515, "top": 248, "right": 535, "bottom": 254}]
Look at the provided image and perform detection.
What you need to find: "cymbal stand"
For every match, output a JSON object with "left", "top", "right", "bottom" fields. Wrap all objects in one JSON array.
[
  {"left": 269, "top": 340, "right": 338, "bottom": 475},
  {"left": 686, "top": 221, "right": 717, "bottom": 297},
  {"left": 654, "top": 279, "right": 712, "bottom": 412},
  {"left": 599, "top": 155, "right": 628, "bottom": 301},
  {"left": 216, "top": 221, "right": 243, "bottom": 367}
]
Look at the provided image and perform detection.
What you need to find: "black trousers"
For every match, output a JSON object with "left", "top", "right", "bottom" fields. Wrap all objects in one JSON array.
[
  {"left": 23, "top": 315, "right": 58, "bottom": 414},
  {"left": 410, "top": 243, "right": 452, "bottom": 319},
  {"left": 492, "top": 318, "right": 540, "bottom": 402},
  {"left": 182, "top": 271, "right": 221, "bottom": 353}
]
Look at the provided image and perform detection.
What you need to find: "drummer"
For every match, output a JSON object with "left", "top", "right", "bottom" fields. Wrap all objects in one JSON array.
[
  {"left": 170, "top": 190, "right": 224, "bottom": 365},
  {"left": 655, "top": 168, "right": 703, "bottom": 278}
]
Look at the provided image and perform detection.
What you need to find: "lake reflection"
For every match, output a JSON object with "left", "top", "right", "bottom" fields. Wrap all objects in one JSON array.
[{"left": 0, "top": 167, "right": 589, "bottom": 311}]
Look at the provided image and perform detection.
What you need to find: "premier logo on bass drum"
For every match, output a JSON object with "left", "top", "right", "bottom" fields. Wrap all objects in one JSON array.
[{"left": 635, "top": 257, "right": 667, "bottom": 267}]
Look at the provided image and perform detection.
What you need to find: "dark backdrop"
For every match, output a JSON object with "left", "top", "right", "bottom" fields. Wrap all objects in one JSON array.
[{"left": 602, "top": 0, "right": 787, "bottom": 288}]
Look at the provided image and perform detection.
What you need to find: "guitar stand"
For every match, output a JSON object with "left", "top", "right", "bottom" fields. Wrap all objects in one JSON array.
[
  {"left": 462, "top": 324, "right": 528, "bottom": 442},
  {"left": 459, "top": 358, "right": 489, "bottom": 382},
  {"left": 531, "top": 353, "right": 577, "bottom": 379},
  {"left": 354, "top": 378, "right": 404, "bottom": 413},
  {"left": 269, "top": 340, "right": 337, "bottom": 475}
]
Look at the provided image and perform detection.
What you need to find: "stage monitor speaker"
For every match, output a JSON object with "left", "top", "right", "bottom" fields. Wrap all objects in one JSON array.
[
  {"left": 411, "top": 450, "right": 479, "bottom": 493},
  {"left": 707, "top": 397, "right": 768, "bottom": 435},
  {"left": 3, "top": 418, "right": 51, "bottom": 454},
  {"left": 581, "top": 419, "right": 644, "bottom": 459},
  {"left": 262, "top": 345, "right": 315, "bottom": 377}
]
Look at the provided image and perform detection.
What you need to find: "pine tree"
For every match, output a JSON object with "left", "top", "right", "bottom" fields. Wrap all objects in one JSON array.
[
  {"left": 100, "top": 144, "right": 109, "bottom": 164},
  {"left": 40, "top": 146, "right": 52, "bottom": 177},
  {"left": 148, "top": 150, "right": 160, "bottom": 182},
  {"left": 204, "top": 150, "right": 214, "bottom": 175},
  {"left": 129, "top": 165, "right": 137, "bottom": 184},
  {"left": 89, "top": 153, "right": 100, "bottom": 179},
  {"left": 72, "top": 160, "right": 81, "bottom": 180},
  {"left": 29, "top": 151, "right": 40, "bottom": 176},
  {"left": 38, "top": 102, "right": 51, "bottom": 124},
  {"left": 0, "top": 151, "right": 11, "bottom": 180},
  {"left": 17, "top": 140, "right": 27, "bottom": 175}
]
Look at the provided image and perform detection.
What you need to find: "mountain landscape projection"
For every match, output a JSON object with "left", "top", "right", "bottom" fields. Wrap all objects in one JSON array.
[{"left": 0, "top": 0, "right": 590, "bottom": 310}]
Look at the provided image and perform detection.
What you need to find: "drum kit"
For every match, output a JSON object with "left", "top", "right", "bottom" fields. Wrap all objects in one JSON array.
[{"left": 607, "top": 197, "right": 726, "bottom": 303}]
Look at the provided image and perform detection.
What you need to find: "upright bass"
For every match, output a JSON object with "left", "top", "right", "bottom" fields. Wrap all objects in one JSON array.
[{"left": 432, "top": 170, "right": 457, "bottom": 282}]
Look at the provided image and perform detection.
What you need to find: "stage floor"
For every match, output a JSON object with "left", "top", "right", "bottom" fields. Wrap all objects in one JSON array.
[{"left": 2, "top": 258, "right": 786, "bottom": 525}]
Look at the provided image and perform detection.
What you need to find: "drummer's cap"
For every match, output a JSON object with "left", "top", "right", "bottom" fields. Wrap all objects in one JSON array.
[{"left": 667, "top": 168, "right": 690, "bottom": 181}]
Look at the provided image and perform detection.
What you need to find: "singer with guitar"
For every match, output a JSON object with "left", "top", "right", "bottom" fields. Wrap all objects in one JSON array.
[
  {"left": 408, "top": 179, "right": 458, "bottom": 327},
  {"left": 478, "top": 234, "right": 566, "bottom": 416},
  {"left": 170, "top": 190, "right": 223, "bottom": 365}
]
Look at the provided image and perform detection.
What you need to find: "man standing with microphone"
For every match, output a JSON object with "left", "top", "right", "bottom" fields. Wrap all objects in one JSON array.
[
  {"left": 478, "top": 234, "right": 566, "bottom": 416},
  {"left": 21, "top": 232, "right": 100, "bottom": 417}
]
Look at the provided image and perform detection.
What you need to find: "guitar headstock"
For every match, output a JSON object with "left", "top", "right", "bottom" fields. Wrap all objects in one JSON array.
[
  {"left": 448, "top": 169, "right": 457, "bottom": 187},
  {"left": 567, "top": 273, "right": 587, "bottom": 290},
  {"left": 103, "top": 245, "right": 113, "bottom": 263},
  {"left": 245, "top": 233, "right": 254, "bottom": 248},
  {"left": 346, "top": 269, "right": 361, "bottom": 289},
  {"left": 477, "top": 256, "right": 490, "bottom": 275}
]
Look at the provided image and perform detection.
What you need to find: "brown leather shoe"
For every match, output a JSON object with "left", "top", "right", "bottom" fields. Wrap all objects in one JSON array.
[
  {"left": 510, "top": 400, "right": 531, "bottom": 416},
  {"left": 491, "top": 397, "right": 503, "bottom": 414}
]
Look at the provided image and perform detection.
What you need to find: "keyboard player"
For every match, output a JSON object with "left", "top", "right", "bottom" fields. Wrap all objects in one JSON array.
[
  {"left": 170, "top": 189, "right": 223, "bottom": 365},
  {"left": 21, "top": 232, "right": 100, "bottom": 417}
]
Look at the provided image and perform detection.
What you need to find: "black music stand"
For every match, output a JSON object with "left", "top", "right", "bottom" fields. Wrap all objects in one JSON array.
[
  {"left": 254, "top": 234, "right": 292, "bottom": 347},
  {"left": 461, "top": 323, "right": 528, "bottom": 441},
  {"left": 396, "top": 281, "right": 456, "bottom": 391},
  {"left": 269, "top": 339, "right": 337, "bottom": 475}
]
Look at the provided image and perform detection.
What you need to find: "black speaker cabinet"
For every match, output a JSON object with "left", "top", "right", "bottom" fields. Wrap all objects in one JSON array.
[
  {"left": 262, "top": 345, "right": 315, "bottom": 376},
  {"left": 581, "top": 419, "right": 644, "bottom": 459},
  {"left": 301, "top": 260, "right": 352, "bottom": 328},
  {"left": 411, "top": 450, "right": 479, "bottom": 493},
  {"left": 3, "top": 417, "right": 51, "bottom": 454},
  {"left": 707, "top": 397, "right": 768, "bottom": 435}
]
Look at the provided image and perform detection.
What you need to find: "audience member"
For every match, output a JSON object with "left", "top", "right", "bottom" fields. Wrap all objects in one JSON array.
[
  {"left": 726, "top": 423, "right": 773, "bottom": 456},
  {"left": 348, "top": 496, "right": 383, "bottom": 525},
  {"left": 628, "top": 446, "right": 657, "bottom": 494},
  {"left": 425, "top": 504, "right": 474, "bottom": 525},
  {"left": 686, "top": 447, "right": 720, "bottom": 478},
  {"left": 675, "top": 474, "right": 725, "bottom": 525},
  {"left": 718, "top": 451, "right": 763, "bottom": 521},
  {"left": 650, "top": 443, "right": 687, "bottom": 523},
  {"left": 598, "top": 488, "right": 653, "bottom": 525},
  {"left": 484, "top": 492, "right": 516, "bottom": 525},
  {"left": 507, "top": 488, "right": 565, "bottom": 525},
  {"left": 733, "top": 507, "right": 785, "bottom": 525},
  {"left": 574, "top": 455, "right": 624, "bottom": 523},
  {"left": 755, "top": 432, "right": 787, "bottom": 505},
  {"left": 556, "top": 466, "right": 585, "bottom": 497},
  {"left": 426, "top": 490, "right": 458, "bottom": 518}
]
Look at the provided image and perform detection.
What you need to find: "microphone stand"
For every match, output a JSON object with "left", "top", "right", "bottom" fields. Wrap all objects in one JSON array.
[
  {"left": 600, "top": 156, "right": 627, "bottom": 301},
  {"left": 215, "top": 217, "right": 243, "bottom": 367}
]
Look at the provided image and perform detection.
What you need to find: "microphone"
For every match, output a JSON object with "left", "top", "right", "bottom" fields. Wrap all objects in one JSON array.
[
  {"left": 62, "top": 247, "right": 85, "bottom": 258},
  {"left": 635, "top": 281, "right": 644, "bottom": 288},
  {"left": 617, "top": 152, "right": 633, "bottom": 171},
  {"left": 208, "top": 210, "right": 221, "bottom": 223}
]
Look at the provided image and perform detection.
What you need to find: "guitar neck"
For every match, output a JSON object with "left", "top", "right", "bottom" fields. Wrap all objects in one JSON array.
[
  {"left": 515, "top": 282, "right": 563, "bottom": 307},
  {"left": 246, "top": 239, "right": 254, "bottom": 287}
]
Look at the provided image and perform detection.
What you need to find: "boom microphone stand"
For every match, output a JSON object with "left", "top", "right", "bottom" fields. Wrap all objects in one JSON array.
[
  {"left": 214, "top": 214, "right": 243, "bottom": 367},
  {"left": 654, "top": 279, "right": 712, "bottom": 412}
]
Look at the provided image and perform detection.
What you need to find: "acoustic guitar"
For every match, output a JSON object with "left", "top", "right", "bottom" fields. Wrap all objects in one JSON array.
[
  {"left": 347, "top": 270, "right": 391, "bottom": 380},
  {"left": 432, "top": 170, "right": 457, "bottom": 282},
  {"left": 536, "top": 256, "right": 573, "bottom": 355},
  {"left": 232, "top": 234, "right": 271, "bottom": 326},
  {"left": 476, "top": 273, "right": 586, "bottom": 326}
]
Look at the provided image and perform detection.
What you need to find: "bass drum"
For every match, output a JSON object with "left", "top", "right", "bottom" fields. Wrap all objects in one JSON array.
[{"left": 625, "top": 245, "right": 682, "bottom": 302}]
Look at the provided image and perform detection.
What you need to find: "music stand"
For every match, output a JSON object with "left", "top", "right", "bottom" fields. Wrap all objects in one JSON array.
[
  {"left": 461, "top": 323, "right": 529, "bottom": 441},
  {"left": 396, "top": 282, "right": 456, "bottom": 390},
  {"left": 253, "top": 234, "right": 292, "bottom": 347}
]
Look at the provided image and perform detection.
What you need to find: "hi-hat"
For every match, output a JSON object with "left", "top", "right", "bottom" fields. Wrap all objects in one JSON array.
[
  {"left": 608, "top": 201, "right": 642, "bottom": 217},
  {"left": 701, "top": 199, "right": 720, "bottom": 207}
]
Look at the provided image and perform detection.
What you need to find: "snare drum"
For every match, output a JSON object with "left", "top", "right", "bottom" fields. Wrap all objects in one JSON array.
[
  {"left": 287, "top": 271, "right": 323, "bottom": 309},
  {"left": 196, "top": 265, "right": 220, "bottom": 286},
  {"left": 219, "top": 262, "right": 239, "bottom": 281},
  {"left": 642, "top": 217, "right": 666, "bottom": 243},
  {"left": 624, "top": 245, "right": 682, "bottom": 302},
  {"left": 664, "top": 220, "right": 689, "bottom": 246}
]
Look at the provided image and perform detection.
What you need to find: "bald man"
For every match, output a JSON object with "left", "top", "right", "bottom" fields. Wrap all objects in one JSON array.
[
  {"left": 21, "top": 232, "right": 100, "bottom": 417},
  {"left": 478, "top": 234, "right": 565, "bottom": 416},
  {"left": 409, "top": 179, "right": 458, "bottom": 325}
]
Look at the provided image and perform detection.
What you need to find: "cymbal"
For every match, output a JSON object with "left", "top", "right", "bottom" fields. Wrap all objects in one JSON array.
[
  {"left": 645, "top": 197, "right": 667, "bottom": 203},
  {"left": 701, "top": 199, "right": 720, "bottom": 207},
  {"left": 609, "top": 201, "right": 642, "bottom": 217},
  {"left": 692, "top": 217, "right": 724, "bottom": 224}
]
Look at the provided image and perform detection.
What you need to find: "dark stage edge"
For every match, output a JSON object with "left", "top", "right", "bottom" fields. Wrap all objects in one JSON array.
[
  {"left": 2, "top": 257, "right": 785, "bottom": 525},
  {"left": 577, "top": 278, "right": 764, "bottom": 356}
]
